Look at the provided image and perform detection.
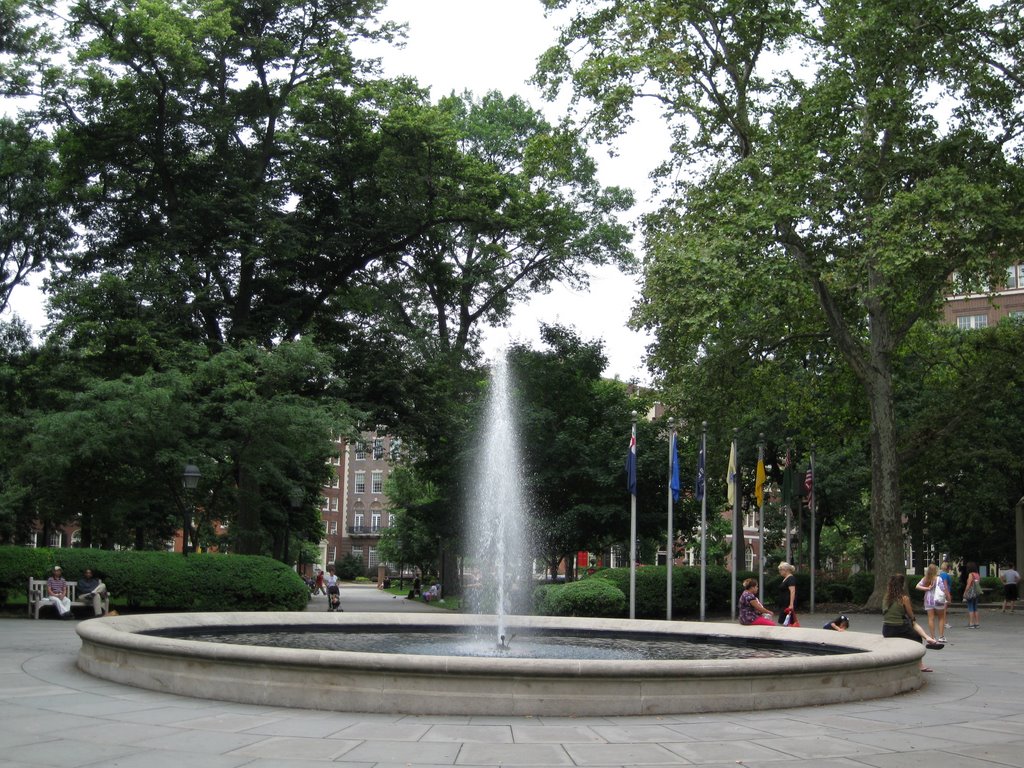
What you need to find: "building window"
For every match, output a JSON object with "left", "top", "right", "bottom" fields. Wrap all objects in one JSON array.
[
  {"left": 743, "top": 510, "right": 757, "bottom": 529},
  {"left": 371, "top": 512, "right": 381, "bottom": 530},
  {"left": 354, "top": 471, "right": 365, "bottom": 494},
  {"left": 371, "top": 470, "right": 384, "bottom": 494},
  {"left": 372, "top": 437, "right": 384, "bottom": 460},
  {"left": 330, "top": 470, "right": 340, "bottom": 488},
  {"left": 351, "top": 546, "right": 363, "bottom": 564},
  {"left": 354, "top": 512, "right": 364, "bottom": 528},
  {"left": 48, "top": 531, "right": 62, "bottom": 548},
  {"left": 329, "top": 521, "right": 338, "bottom": 534},
  {"left": 354, "top": 442, "right": 366, "bottom": 460},
  {"left": 368, "top": 547, "right": 379, "bottom": 568},
  {"left": 745, "top": 546, "right": 755, "bottom": 571},
  {"left": 388, "top": 513, "right": 396, "bottom": 527},
  {"left": 328, "top": 546, "right": 336, "bottom": 562},
  {"left": 321, "top": 496, "right": 329, "bottom": 511},
  {"left": 1007, "top": 264, "right": 1022, "bottom": 290},
  {"left": 27, "top": 531, "right": 38, "bottom": 548},
  {"left": 329, "top": 497, "right": 339, "bottom": 513},
  {"left": 957, "top": 314, "right": 989, "bottom": 330}
]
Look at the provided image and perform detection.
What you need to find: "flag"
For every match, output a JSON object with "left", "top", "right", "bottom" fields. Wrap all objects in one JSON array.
[
  {"left": 625, "top": 425, "right": 637, "bottom": 496},
  {"left": 804, "top": 467, "right": 814, "bottom": 498},
  {"left": 727, "top": 441, "right": 737, "bottom": 507},
  {"left": 755, "top": 455, "right": 766, "bottom": 508},
  {"left": 695, "top": 439, "right": 706, "bottom": 501},
  {"left": 781, "top": 449, "right": 793, "bottom": 508},
  {"left": 670, "top": 433, "right": 680, "bottom": 502}
]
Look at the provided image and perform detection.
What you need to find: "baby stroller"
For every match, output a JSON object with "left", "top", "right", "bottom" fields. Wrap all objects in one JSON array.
[{"left": 327, "top": 584, "right": 342, "bottom": 612}]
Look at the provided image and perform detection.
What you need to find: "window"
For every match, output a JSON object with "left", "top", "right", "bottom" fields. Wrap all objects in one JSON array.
[
  {"left": 27, "top": 531, "right": 38, "bottom": 548},
  {"left": 329, "top": 521, "right": 338, "bottom": 534},
  {"left": 957, "top": 314, "right": 989, "bottom": 330},
  {"left": 372, "top": 437, "right": 384, "bottom": 460},
  {"left": 330, "top": 471, "right": 340, "bottom": 489},
  {"left": 354, "top": 442, "right": 366, "bottom": 460},
  {"left": 329, "top": 497, "right": 339, "bottom": 513},
  {"left": 321, "top": 496, "right": 330, "bottom": 511},
  {"left": 745, "top": 546, "right": 755, "bottom": 571},
  {"left": 354, "top": 512, "right": 364, "bottom": 529},
  {"left": 743, "top": 510, "right": 757, "bottom": 529},
  {"left": 388, "top": 513, "right": 396, "bottom": 527},
  {"left": 354, "top": 471, "right": 365, "bottom": 494},
  {"left": 368, "top": 547, "right": 379, "bottom": 568},
  {"left": 351, "top": 546, "right": 363, "bottom": 563},
  {"left": 371, "top": 513, "right": 381, "bottom": 530},
  {"left": 48, "top": 531, "right": 62, "bottom": 548},
  {"left": 328, "top": 546, "right": 336, "bottom": 562},
  {"left": 371, "top": 470, "right": 384, "bottom": 494},
  {"left": 1007, "top": 265, "right": 1020, "bottom": 290}
]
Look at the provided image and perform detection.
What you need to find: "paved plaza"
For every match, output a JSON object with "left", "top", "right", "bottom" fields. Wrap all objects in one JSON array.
[{"left": 2, "top": 584, "right": 1023, "bottom": 768}]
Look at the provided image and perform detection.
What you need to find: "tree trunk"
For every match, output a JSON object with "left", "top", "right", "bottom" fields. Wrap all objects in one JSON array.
[
  {"left": 864, "top": 363, "right": 905, "bottom": 610},
  {"left": 234, "top": 460, "right": 263, "bottom": 555}
]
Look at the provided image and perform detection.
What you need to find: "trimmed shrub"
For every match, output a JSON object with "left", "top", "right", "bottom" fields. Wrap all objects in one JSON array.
[
  {"left": 848, "top": 571, "right": 875, "bottom": 604},
  {"left": 533, "top": 583, "right": 561, "bottom": 615},
  {"left": 590, "top": 565, "right": 734, "bottom": 618},
  {"left": 334, "top": 553, "right": 363, "bottom": 580},
  {"left": 0, "top": 546, "right": 308, "bottom": 611},
  {"left": 818, "top": 582, "right": 853, "bottom": 603},
  {"left": 544, "top": 578, "right": 626, "bottom": 618}
]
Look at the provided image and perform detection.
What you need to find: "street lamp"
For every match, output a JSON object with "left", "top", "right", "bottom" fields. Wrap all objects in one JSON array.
[
  {"left": 181, "top": 462, "right": 201, "bottom": 556},
  {"left": 287, "top": 488, "right": 303, "bottom": 568}
]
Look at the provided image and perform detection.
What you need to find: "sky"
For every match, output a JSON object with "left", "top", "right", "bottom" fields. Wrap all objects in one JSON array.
[{"left": 4, "top": 0, "right": 669, "bottom": 383}]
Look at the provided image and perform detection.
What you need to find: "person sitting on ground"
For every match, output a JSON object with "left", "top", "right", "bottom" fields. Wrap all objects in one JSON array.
[
  {"left": 46, "top": 566, "right": 73, "bottom": 619},
  {"left": 738, "top": 578, "right": 774, "bottom": 626},
  {"left": 882, "top": 573, "right": 944, "bottom": 672},
  {"left": 76, "top": 568, "right": 108, "bottom": 617},
  {"left": 823, "top": 615, "right": 850, "bottom": 631}
]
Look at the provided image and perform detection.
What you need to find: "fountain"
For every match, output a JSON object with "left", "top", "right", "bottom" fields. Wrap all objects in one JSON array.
[{"left": 75, "top": 353, "right": 927, "bottom": 715}]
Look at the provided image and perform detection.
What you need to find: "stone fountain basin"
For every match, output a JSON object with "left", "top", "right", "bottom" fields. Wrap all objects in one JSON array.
[{"left": 77, "top": 612, "right": 924, "bottom": 716}]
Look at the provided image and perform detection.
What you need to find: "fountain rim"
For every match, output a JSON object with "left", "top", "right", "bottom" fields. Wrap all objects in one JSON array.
[{"left": 77, "top": 611, "right": 920, "bottom": 679}]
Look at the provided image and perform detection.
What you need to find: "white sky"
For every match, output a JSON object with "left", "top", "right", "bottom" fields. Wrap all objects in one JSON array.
[{"left": 4, "top": 0, "right": 669, "bottom": 383}]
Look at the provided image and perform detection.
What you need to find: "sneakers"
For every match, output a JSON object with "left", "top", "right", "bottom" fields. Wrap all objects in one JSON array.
[{"left": 938, "top": 636, "right": 946, "bottom": 642}]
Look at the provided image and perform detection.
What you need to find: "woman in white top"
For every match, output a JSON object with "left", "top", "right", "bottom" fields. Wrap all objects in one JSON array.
[{"left": 916, "top": 563, "right": 950, "bottom": 641}]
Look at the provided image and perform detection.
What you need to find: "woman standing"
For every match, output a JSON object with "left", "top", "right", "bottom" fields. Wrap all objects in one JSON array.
[
  {"left": 915, "top": 564, "right": 949, "bottom": 642},
  {"left": 738, "top": 579, "right": 774, "bottom": 626},
  {"left": 882, "top": 573, "right": 944, "bottom": 672},
  {"left": 963, "top": 561, "right": 982, "bottom": 629},
  {"left": 776, "top": 562, "right": 797, "bottom": 625}
]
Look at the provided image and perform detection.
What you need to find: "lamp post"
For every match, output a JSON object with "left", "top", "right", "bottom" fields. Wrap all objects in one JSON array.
[
  {"left": 287, "top": 488, "right": 303, "bottom": 568},
  {"left": 181, "top": 462, "right": 201, "bottom": 556}
]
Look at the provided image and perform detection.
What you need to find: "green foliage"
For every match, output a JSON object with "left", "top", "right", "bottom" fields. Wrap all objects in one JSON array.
[
  {"left": 818, "top": 582, "right": 854, "bottom": 603},
  {"left": 0, "top": 547, "right": 308, "bottom": 611},
  {"left": 541, "top": 577, "right": 627, "bottom": 618},
  {"left": 847, "top": 572, "right": 876, "bottom": 604},
  {"left": 592, "top": 565, "right": 733, "bottom": 618},
  {"left": 533, "top": 583, "right": 561, "bottom": 615},
  {"left": 335, "top": 553, "right": 364, "bottom": 581}
]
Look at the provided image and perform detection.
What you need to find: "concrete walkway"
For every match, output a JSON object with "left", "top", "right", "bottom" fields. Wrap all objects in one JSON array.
[{"left": 2, "top": 585, "right": 1023, "bottom": 768}]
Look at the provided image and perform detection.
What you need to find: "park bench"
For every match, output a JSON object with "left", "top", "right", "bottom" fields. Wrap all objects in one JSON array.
[{"left": 28, "top": 578, "right": 109, "bottom": 619}]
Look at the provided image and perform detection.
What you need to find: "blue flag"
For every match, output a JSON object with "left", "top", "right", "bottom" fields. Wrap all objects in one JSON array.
[
  {"left": 670, "top": 433, "right": 680, "bottom": 502},
  {"left": 695, "top": 440, "right": 705, "bottom": 501},
  {"left": 626, "top": 426, "right": 637, "bottom": 496}
]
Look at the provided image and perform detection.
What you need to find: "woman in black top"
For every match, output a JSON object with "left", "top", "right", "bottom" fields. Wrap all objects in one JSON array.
[{"left": 777, "top": 562, "right": 796, "bottom": 624}]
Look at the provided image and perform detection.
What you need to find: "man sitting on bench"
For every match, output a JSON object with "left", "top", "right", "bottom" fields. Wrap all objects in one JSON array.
[{"left": 77, "top": 568, "right": 109, "bottom": 617}]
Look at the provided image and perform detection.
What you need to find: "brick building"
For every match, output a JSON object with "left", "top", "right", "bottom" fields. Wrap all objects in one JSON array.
[{"left": 944, "top": 264, "right": 1024, "bottom": 328}]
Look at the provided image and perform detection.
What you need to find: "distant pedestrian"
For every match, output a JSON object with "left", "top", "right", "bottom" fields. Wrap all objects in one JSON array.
[
  {"left": 313, "top": 568, "right": 325, "bottom": 595},
  {"left": 916, "top": 563, "right": 949, "bottom": 641},
  {"left": 938, "top": 562, "right": 954, "bottom": 638},
  {"left": 1001, "top": 564, "right": 1019, "bottom": 614},
  {"left": 963, "top": 562, "right": 982, "bottom": 629},
  {"left": 776, "top": 562, "right": 797, "bottom": 625}
]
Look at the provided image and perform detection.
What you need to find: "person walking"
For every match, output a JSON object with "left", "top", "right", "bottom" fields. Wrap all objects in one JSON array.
[
  {"left": 938, "top": 562, "right": 954, "bottom": 637},
  {"left": 1001, "top": 564, "right": 1020, "bottom": 614},
  {"left": 963, "top": 562, "right": 982, "bottom": 629},
  {"left": 916, "top": 564, "right": 949, "bottom": 642},
  {"left": 776, "top": 562, "right": 797, "bottom": 626}
]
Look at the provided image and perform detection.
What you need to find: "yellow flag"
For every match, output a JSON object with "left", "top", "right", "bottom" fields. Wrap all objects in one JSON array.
[
  {"left": 727, "top": 442, "right": 737, "bottom": 507},
  {"left": 755, "top": 458, "right": 766, "bottom": 508}
]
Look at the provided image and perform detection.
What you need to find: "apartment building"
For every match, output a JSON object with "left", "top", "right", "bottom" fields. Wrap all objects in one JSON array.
[
  {"left": 319, "top": 430, "right": 398, "bottom": 574},
  {"left": 944, "top": 263, "right": 1024, "bottom": 328}
]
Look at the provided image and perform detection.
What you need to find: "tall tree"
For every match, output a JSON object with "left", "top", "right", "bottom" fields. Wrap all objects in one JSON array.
[{"left": 538, "top": 0, "right": 1024, "bottom": 606}]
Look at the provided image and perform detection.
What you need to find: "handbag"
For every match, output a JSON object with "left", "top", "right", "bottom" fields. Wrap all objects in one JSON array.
[
  {"left": 964, "top": 579, "right": 979, "bottom": 601},
  {"left": 933, "top": 581, "right": 947, "bottom": 607}
]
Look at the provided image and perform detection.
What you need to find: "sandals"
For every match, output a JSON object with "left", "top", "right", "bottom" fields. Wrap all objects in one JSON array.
[{"left": 925, "top": 641, "right": 945, "bottom": 650}]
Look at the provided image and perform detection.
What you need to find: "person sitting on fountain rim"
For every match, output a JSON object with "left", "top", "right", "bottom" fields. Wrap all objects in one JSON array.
[{"left": 881, "top": 573, "right": 944, "bottom": 672}]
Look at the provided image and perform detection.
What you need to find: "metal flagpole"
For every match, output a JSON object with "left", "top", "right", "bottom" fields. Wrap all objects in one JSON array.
[
  {"left": 729, "top": 429, "right": 739, "bottom": 622},
  {"left": 758, "top": 434, "right": 766, "bottom": 592},
  {"left": 667, "top": 418, "right": 675, "bottom": 622},
  {"left": 785, "top": 436, "right": 793, "bottom": 562},
  {"left": 809, "top": 446, "right": 816, "bottom": 614},
  {"left": 629, "top": 412, "right": 637, "bottom": 620},
  {"left": 699, "top": 422, "right": 707, "bottom": 622}
]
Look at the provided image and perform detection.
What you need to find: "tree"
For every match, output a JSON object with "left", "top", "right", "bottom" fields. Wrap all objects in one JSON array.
[
  {"left": 538, "top": 0, "right": 1024, "bottom": 606},
  {"left": 379, "top": 465, "right": 441, "bottom": 578}
]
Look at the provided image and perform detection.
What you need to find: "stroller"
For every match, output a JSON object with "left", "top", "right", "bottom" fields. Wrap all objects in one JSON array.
[{"left": 327, "top": 584, "right": 342, "bottom": 612}]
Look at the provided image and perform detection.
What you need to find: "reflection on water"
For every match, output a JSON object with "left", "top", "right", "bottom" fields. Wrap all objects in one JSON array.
[{"left": 145, "top": 627, "right": 857, "bottom": 661}]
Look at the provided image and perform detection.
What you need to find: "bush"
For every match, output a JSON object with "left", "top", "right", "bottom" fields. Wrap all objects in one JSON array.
[
  {"left": 818, "top": 582, "right": 853, "bottom": 603},
  {"left": 334, "top": 553, "right": 363, "bottom": 580},
  {"left": 590, "top": 565, "right": 734, "bottom": 618},
  {"left": 847, "top": 571, "right": 875, "bottom": 604},
  {"left": 543, "top": 578, "right": 626, "bottom": 618},
  {"left": 533, "top": 583, "right": 561, "bottom": 615},
  {"left": 0, "top": 546, "right": 309, "bottom": 611}
]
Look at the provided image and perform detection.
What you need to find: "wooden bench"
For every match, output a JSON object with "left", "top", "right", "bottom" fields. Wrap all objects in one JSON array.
[{"left": 28, "top": 578, "right": 109, "bottom": 619}]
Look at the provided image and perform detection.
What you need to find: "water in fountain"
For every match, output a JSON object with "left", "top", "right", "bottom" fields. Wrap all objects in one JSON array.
[{"left": 466, "top": 351, "right": 532, "bottom": 643}]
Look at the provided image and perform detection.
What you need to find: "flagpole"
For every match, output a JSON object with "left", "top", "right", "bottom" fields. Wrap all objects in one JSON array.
[
  {"left": 785, "top": 436, "right": 793, "bottom": 562},
  {"left": 667, "top": 417, "right": 674, "bottom": 622},
  {"left": 809, "top": 445, "right": 816, "bottom": 615},
  {"left": 629, "top": 412, "right": 637, "bottom": 621},
  {"left": 758, "top": 434, "right": 766, "bottom": 592},
  {"left": 699, "top": 422, "right": 707, "bottom": 622},
  {"left": 729, "top": 428, "right": 739, "bottom": 622}
]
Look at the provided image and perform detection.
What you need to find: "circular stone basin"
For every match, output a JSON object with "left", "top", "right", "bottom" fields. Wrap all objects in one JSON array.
[{"left": 76, "top": 612, "right": 925, "bottom": 716}]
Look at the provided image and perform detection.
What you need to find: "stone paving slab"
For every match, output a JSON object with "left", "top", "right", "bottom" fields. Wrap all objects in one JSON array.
[{"left": 2, "top": 587, "right": 1023, "bottom": 767}]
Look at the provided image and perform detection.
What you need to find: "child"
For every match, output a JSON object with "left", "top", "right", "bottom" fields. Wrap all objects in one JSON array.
[{"left": 823, "top": 615, "right": 850, "bottom": 631}]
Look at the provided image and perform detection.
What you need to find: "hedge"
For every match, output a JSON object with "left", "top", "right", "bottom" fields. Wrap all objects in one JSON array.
[
  {"left": 0, "top": 546, "right": 309, "bottom": 612},
  {"left": 589, "top": 565, "right": 735, "bottom": 618},
  {"left": 537, "top": 578, "right": 626, "bottom": 618}
]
